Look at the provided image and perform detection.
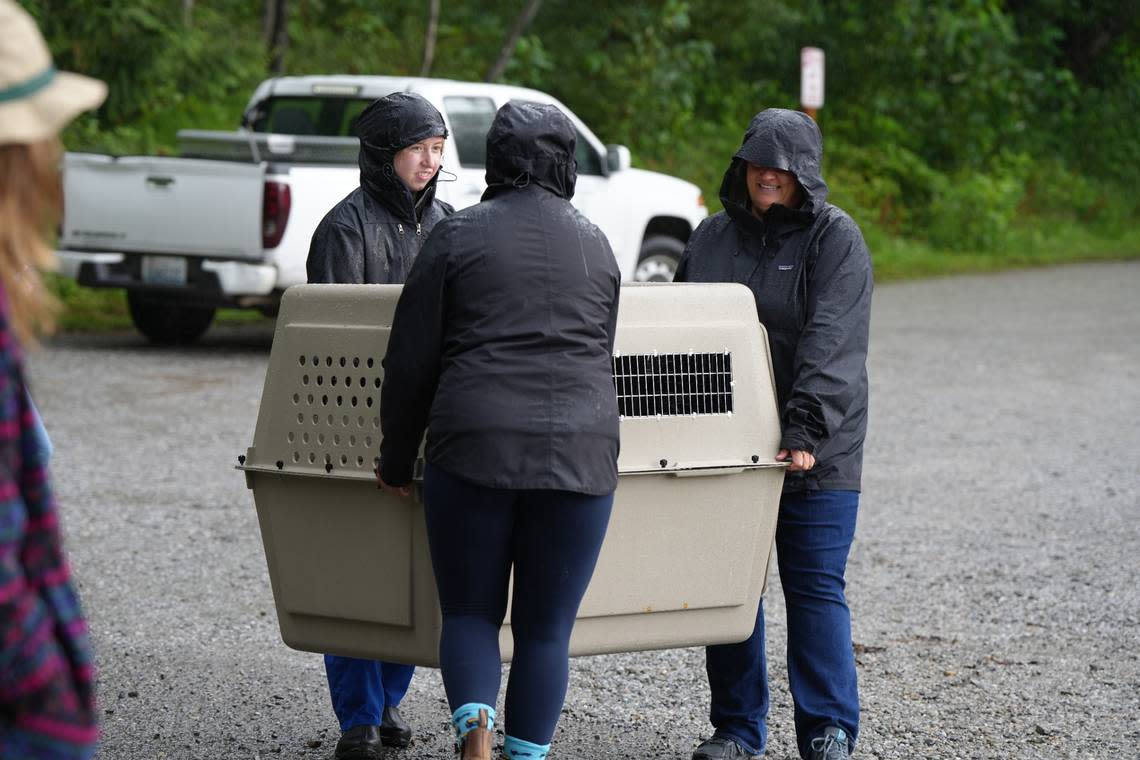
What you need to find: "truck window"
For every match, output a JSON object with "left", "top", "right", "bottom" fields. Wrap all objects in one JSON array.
[
  {"left": 575, "top": 129, "right": 604, "bottom": 176},
  {"left": 342, "top": 99, "right": 373, "bottom": 136},
  {"left": 251, "top": 97, "right": 376, "bottom": 137},
  {"left": 443, "top": 96, "right": 498, "bottom": 168}
]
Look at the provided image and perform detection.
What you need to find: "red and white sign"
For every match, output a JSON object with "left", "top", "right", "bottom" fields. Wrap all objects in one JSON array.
[{"left": 800, "top": 47, "right": 825, "bottom": 109}]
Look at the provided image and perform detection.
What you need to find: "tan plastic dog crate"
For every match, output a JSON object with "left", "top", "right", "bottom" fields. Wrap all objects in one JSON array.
[{"left": 240, "top": 283, "right": 786, "bottom": 665}]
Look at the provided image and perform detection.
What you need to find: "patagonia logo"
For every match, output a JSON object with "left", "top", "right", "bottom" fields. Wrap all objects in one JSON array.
[{"left": 778, "top": 264, "right": 795, "bottom": 271}]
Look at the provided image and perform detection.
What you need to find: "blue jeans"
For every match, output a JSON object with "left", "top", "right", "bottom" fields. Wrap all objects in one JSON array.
[
  {"left": 706, "top": 490, "right": 860, "bottom": 759},
  {"left": 422, "top": 463, "right": 613, "bottom": 745},
  {"left": 324, "top": 655, "right": 415, "bottom": 731}
]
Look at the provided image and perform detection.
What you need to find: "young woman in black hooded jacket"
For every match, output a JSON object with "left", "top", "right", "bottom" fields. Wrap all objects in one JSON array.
[
  {"left": 676, "top": 109, "right": 872, "bottom": 760},
  {"left": 305, "top": 91, "right": 453, "bottom": 760},
  {"left": 307, "top": 92, "right": 454, "bottom": 286}
]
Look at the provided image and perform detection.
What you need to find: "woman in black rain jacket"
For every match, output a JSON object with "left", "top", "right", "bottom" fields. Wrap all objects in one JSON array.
[
  {"left": 305, "top": 91, "right": 453, "bottom": 760},
  {"left": 677, "top": 109, "right": 872, "bottom": 760},
  {"left": 377, "top": 101, "right": 620, "bottom": 760},
  {"left": 306, "top": 91, "right": 454, "bottom": 285}
]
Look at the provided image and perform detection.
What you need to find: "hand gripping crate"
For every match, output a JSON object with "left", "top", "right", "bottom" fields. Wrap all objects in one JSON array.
[{"left": 239, "top": 282, "right": 786, "bottom": 664}]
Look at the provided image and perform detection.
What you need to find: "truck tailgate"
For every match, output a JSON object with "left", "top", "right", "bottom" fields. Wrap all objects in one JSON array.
[{"left": 60, "top": 153, "right": 266, "bottom": 261}]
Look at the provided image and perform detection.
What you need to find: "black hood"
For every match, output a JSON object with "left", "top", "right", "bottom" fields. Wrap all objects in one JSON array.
[
  {"left": 720, "top": 108, "right": 829, "bottom": 232},
  {"left": 356, "top": 91, "right": 449, "bottom": 223},
  {"left": 483, "top": 101, "right": 577, "bottom": 201}
]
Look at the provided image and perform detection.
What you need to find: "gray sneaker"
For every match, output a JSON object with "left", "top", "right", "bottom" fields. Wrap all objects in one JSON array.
[
  {"left": 808, "top": 726, "right": 850, "bottom": 760},
  {"left": 692, "top": 735, "right": 761, "bottom": 760}
]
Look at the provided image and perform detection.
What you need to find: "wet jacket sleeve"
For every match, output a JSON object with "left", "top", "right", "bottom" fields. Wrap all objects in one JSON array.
[
  {"left": 377, "top": 223, "right": 451, "bottom": 486},
  {"left": 306, "top": 216, "right": 365, "bottom": 284},
  {"left": 781, "top": 214, "right": 873, "bottom": 453},
  {"left": 673, "top": 217, "right": 713, "bottom": 283},
  {"left": 674, "top": 251, "right": 690, "bottom": 282}
]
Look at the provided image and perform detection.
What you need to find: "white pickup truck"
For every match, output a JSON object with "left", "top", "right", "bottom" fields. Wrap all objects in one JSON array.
[{"left": 57, "top": 75, "right": 707, "bottom": 343}]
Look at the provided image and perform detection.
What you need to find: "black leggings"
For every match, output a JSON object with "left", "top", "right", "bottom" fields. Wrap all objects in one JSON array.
[{"left": 422, "top": 463, "right": 613, "bottom": 744}]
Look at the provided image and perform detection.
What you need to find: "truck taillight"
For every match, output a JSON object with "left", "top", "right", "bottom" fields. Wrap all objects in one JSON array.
[{"left": 262, "top": 181, "right": 291, "bottom": 249}]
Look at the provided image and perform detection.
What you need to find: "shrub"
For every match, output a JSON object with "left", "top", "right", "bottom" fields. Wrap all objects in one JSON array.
[{"left": 923, "top": 171, "right": 1025, "bottom": 252}]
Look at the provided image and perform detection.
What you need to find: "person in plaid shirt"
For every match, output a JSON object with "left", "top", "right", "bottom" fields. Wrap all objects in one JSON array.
[{"left": 0, "top": 1, "right": 107, "bottom": 756}]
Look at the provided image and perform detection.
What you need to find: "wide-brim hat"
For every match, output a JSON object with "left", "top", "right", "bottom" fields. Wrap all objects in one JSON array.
[{"left": 0, "top": 0, "right": 107, "bottom": 145}]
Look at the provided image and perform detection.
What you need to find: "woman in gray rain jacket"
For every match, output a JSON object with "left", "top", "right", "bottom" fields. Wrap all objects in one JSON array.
[
  {"left": 377, "top": 101, "right": 620, "bottom": 760},
  {"left": 676, "top": 109, "right": 872, "bottom": 760},
  {"left": 305, "top": 91, "right": 453, "bottom": 760}
]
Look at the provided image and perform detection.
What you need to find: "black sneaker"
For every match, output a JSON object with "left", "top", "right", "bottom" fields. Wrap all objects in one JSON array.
[
  {"left": 692, "top": 735, "right": 762, "bottom": 760},
  {"left": 808, "top": 726, "right": 850, "bottom": 760},
  {"left": 334, "top": 725, "right": 384, "bottom": 760},
  {"left": 379, "top": 704, "right": 413, "bottom": 748}
]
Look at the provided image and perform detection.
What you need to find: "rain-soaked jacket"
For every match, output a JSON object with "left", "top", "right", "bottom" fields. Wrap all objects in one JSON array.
[
  {"left": 675, "top": 109, "right": 872, "bottom": 493},
  {"left": 306, "top": 92, "right": 454, "bottom": 284},
  {"left": 378, "top": 101, "right": 621, "bottom": 494}
]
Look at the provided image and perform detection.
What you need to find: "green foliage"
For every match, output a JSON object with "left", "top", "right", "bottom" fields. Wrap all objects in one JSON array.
[
  {"left": 822, "top": 1, "right": 1039, "bottom": 170},
  {"left": 924, "top": 170, "right": 1025, "bottom": 251},
  {"left": 283, "top": 0, "right": 416, "bottom": 76},
  {"left": 23, "top": 0, "right": 1140, "bottom": 284},
  {"left": 1009, "top": 154, "right": 1138, "bottom": 243},
  {"left": 26, "top": 0, "right": 265, "bottom": 154}
]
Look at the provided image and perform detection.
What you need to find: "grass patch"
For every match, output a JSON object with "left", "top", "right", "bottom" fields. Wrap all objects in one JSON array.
[
  {"left": 867, "top": 221, "right": 1140, "bottom": 282},
  {"left": 49, "top": 274, "right": 128, "bottom": 332},
  {"left": 47, "top": 274, "right": 271, "bottom": 333}
]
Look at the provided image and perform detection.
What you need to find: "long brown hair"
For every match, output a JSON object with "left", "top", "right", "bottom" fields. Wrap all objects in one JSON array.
[{"left": 0, "top": 138, "right": 61, "bottom": 345}]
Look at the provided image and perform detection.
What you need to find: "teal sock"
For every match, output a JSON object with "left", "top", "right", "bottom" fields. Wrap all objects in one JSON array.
[
  {"left": 503, "top": 734, "right": 551, "bottom": 759},
  {"left": 451, "top": 703, "right": 496, "bottom": 745}
]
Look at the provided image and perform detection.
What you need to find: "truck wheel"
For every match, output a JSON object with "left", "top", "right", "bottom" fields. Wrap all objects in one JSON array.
[
  {"left": 634, "top": 235, "right": 685, "bottom": 282},
  {"left": 127, "top": 291, "right": 216, "bottom": 345}
]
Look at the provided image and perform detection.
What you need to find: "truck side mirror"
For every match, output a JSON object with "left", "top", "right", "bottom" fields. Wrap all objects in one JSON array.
[{"left": 606, "top": 144, "right": 631, "bottom": 173}]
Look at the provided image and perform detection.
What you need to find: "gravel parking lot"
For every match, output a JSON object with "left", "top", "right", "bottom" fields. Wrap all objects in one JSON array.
[{"left": 28, "top": 261, "right": 1140, "bottom": 759}]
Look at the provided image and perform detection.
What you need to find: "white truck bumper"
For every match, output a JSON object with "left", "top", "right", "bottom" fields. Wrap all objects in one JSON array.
[
  {"left": 201, "top": 260, "right": 278, "bottom": 295},
  {"left": 56, "top": 250, "right": 120, "bottom": 280},
  {"left": 57, "top": 250, "right": 278, "bottom": 297}
]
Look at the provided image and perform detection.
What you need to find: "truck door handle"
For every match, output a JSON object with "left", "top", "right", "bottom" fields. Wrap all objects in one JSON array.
[{"left": 146, "top": 175, "right": 175, "bottom": 188}]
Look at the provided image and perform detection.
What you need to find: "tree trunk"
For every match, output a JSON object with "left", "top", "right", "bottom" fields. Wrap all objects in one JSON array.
[
  {"left": 182, "top": 0, "right": 193, "bottom": 26},
  {"left": 266, "top": 0, "right": 290, "bottom": 76},
  {"left": 485, "top": 0, "right": 543, "bottom": 82},
  {"left": 263, "top": 0, "right": 276, "bottom": 46},
  {"left": 421, "top": 0, "right": 441, "bottom": 77}
]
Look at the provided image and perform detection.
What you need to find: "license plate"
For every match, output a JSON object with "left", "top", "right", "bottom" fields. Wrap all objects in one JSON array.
[{"left": 141, "top": 255, "right": 188, "bottom": 286}]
